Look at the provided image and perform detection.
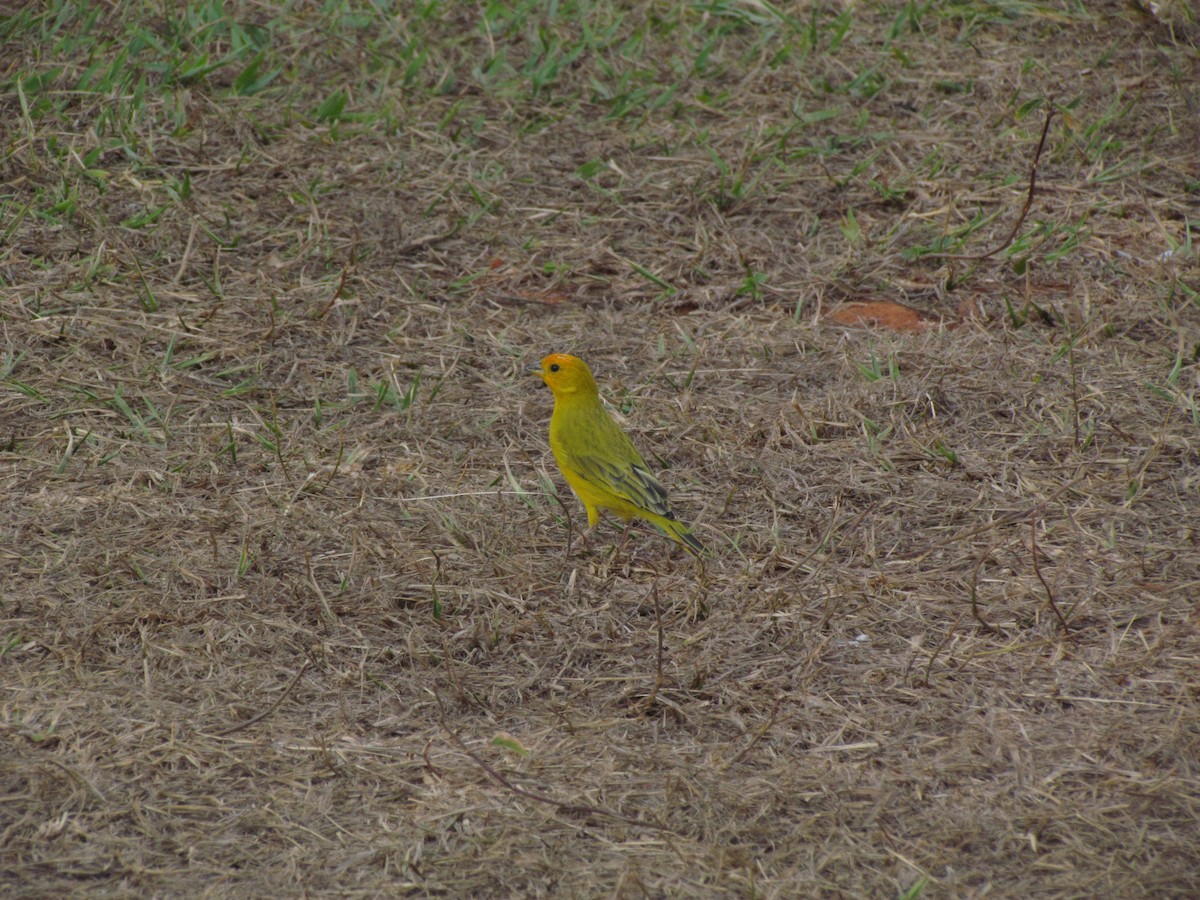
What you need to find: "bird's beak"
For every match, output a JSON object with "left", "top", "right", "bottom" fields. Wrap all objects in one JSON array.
[{"left": 527, "top": 363, "right": 545, "bottom": 382}]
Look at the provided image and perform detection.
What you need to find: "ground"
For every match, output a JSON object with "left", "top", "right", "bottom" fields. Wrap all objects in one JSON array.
[{"left": 2, "top": 2, "right": 1199, "bottom": 897}]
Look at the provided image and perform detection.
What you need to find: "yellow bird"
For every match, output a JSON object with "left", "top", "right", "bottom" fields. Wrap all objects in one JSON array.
[{"left": 531, "top": 353, "right": 704, "bottom": 556}]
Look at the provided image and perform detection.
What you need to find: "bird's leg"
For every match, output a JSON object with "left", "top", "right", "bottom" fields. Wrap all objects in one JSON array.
[
  {"left": 611, "top": 519, "right": 634, "bottom": 567},
  {"left": 575, "top": 506, "right": 601, "bottom": 557},
  {"left": 577, "top": 525, "right": 599, "bottom": 554}
]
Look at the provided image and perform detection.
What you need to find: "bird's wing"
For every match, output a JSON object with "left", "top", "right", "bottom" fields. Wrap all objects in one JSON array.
[{"left": 569, "top": 454, "right": 677, "bottom": 520}]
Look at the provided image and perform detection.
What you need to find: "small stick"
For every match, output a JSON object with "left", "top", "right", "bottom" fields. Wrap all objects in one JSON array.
[
  {"left": 316, "top": 266, "right": 349, "bottom": 318},
  {"left": 1030, "top": 515, "right": 1071, "bottom": 635},
  {"left": 723, "top": 697, "right": 782, "bottom": 770},
  {"left": 927, "top": 106, "right": 1056, "bottom": 262},
  {"left": 306, "top": 553, "right": 337, "bottom": 625},
  {"left": 921, "top": 611, "right": 966, "bottom": 687},
  {"left": 637, "top": 576, "right": 666, "bottom": 714},
  {"left": 549, "top": 490, "right": 576, "bottom": 560},
  {"left": 926, "top": 469, "right": 1089, "bottom": 550},
  {"left": 209, "top": 661, "right": 312, "bottom": 736},
  {"left": 968, "top": 541, "right": 1004, "bottom": 635},
  {"left": 433, "top": 688, "right": 675, "bottom": 834}
]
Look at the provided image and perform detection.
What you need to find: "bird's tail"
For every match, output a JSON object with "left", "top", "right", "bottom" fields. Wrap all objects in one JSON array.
[{"left": 658, "top": 516, "right": 705, "bottom": 557}]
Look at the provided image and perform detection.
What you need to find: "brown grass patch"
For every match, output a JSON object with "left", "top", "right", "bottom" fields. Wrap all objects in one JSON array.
[{"left": 3, "top": 3, "right": 1199, "bottom": 896}]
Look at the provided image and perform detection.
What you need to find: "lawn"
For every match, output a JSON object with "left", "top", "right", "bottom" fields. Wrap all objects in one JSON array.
[{"left": 2, "top": 2, "right": 1199, "bottom": 896}]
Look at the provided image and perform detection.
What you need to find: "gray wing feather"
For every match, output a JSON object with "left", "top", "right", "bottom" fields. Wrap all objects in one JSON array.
[
  {"left": 570, "top": 455, "right": 677, "bottom": 520},
  {"left": 555, "top": 401, "right": 679, "bottom": 519}
]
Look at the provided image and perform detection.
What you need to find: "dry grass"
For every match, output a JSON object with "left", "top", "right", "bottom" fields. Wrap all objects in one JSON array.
[{"left": 3, "top": 2, "right": 1199, "bottom": 896}]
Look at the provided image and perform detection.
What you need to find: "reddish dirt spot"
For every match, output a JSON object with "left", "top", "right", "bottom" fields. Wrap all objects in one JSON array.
[{"left": 826, "top": 300, "right": 944, "bottom": 333}]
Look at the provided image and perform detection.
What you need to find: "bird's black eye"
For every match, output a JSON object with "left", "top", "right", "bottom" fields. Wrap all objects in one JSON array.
[{"left": 550, "top": 363, "right": 560, "bottom": 372}]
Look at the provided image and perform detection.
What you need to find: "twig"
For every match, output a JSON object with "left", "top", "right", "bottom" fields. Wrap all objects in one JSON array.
[
  {"left": 395, "top": 223, "right": 461, "bottom": 256},
  {"left": 1030, "top": 514, "right": 1071, "bottom": 635},
  {"left": 1127, "top": 407, "right": 1174, "bottom": 504},
  {"left": 519, "top": 444, "right": 577, "bottom": 559},
  {"left": 432, "top": 688, "right": 675, "bottom": 834},
  {"left": 637, "top": 576, "right": 666, "bottom": 714},
  {"left": 306, "top": 553, "right": 337, "bottom": 625},
  {"left": 776, "top": 496, "right": 874, "bottom": 589},
  {"left": 927, "top": 106, "right": 1056, "bottom": 262},
  {"left": 43, "top": 757, "right": 107, "bottom": 802},
  {"left": 924, "top": 469, "right": 1089, "bottom": 551},
  {"left": 209, "top": 661, "right": 312, "bottom": 736},
  {"left": 968, "top": 541, "right": 1004, "bottom": 635},
  {"left": 316, "top": 265, "right": 350, "bottom": 319},
  {"left": 723, "top": 697, "right": 782, "bottom": 770},
  {"left": 920, "top": 611, "right": 966, "bottom": 688},
  {"left": 549, "top": 490, "right": 576, "bottom": 560}
]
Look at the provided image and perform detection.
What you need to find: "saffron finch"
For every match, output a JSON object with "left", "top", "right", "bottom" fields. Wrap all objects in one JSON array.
[{"left": 531, "top": 353, "right": 704, "bottom": 556}]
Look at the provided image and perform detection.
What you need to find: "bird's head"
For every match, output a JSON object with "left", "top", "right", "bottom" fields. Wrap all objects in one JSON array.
[{"left": 531, "top": 353, "right": 598, "bottom": 398}]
